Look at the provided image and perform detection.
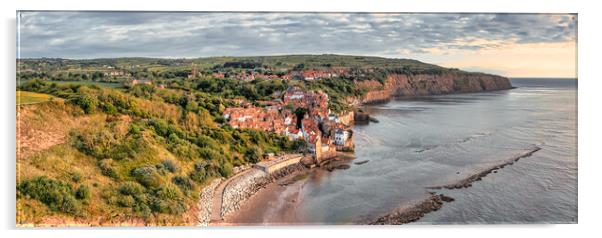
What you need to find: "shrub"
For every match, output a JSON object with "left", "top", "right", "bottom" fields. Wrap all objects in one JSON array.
[
  {"left": 119, "top": 181, "right": 146, "bottom": 196},
  {"left": 101, "top": 102, "right": 118, "bottom": 115},
  {"left": 244, "top": 147, "right": 261, "bottom": 163},
  {"left": 166, "top": 133, "right": 200, "bottom": 160},
  {"left": 133, "top": 203, "right": 153, "bottom": 218},
  {"left": 161, "top": 160, "right": 178, "bottom": 173},
  {"left": 199, "top": 148, "right": 224, "bottom": 161},
  {"left": 70, "top": 172, "right": 83, "bottom": 183},
  {"left": 98, "top": 159, "right": 119, "bottom": 179},
  {"left": 219, "top": 160, "right": 233, "bottom": 178},
  {"left": 189, "top": 161, "right": 208, "bottom": 183},
  {"left": 75, "top": 184, "right": 91, "bottom": 200},
  {"left": 17, "top": 176, "right": 82, "bottom": 215},
  {"left": 69, "top": 94, "right": 98, "bottom": 114},
  {"left": 150, "top": 184, "right": 186, "bottom": 215},
  {"left": 72, "top": 127, "right": 147, "bottom": 161},
  {"left": 172, "top": 176, "right": 193, "bottom": 192},
  {"left": 131, "top": 166, "right": 163, "bottom": 188},
  {"left": 59, "top": 195, "right": 82, "bottom": 215},
  {"left": 117, "top": 195, "right": 136, "bottom": 207}
]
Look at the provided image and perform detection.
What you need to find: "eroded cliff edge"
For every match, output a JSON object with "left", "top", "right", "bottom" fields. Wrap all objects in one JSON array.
[{"left": 356, "top": 72, "right": 513, "bottom": 104}]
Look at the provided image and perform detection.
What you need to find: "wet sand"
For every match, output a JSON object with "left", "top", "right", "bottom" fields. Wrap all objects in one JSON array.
[
  {"left": 215, "top": 156, "right": 356, "bottom": 226},
  {"left": 215, "top": 170, "right": 308, "bottom": 225}
]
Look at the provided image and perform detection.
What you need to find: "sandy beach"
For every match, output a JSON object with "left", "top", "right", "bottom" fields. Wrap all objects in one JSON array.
[
  {"left": 213, "top": 170, "right": 308, "bottom": 225},
  {"left": 213, "top": 153, "right": 357, "bottom": 226}
]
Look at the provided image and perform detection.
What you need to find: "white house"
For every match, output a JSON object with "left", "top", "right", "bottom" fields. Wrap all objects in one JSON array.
[{"left": 334, "top": 128, "right": 349, "bottom": 146}]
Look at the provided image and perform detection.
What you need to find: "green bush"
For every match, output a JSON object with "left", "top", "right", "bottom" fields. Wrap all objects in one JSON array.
[
  {"left": 119, "top": 181, "right": 146, "bottom": 196},
  {"left": 198, "top": 148, "right": 224, "bottom": 161},
  {"left": 98, "top": 159, "right": 119, "bottom": 179},
  {"left": 161, "top": 160, "right": 178, "bottom": 173},
  {"left": 75, "top": 184, "right": 91, "bottom": 200},
  {"left": 219, "top": 160, "right": 233, "bottom": 178},
  {"left": 17, "top": 176, "right": 82, "bottom": 215},
  {"left": 166, "top": 133, "right": 200, "bottom": 160},
  {"left": 70, "top": 172, "right": 83, "bottom": 183},
  {"left": 189, "top": 161, "right": 208, "bottom": 183},
  {"left": 150, "top": 184, "right": 186, "bottom": 215},
  {"left": 131, "top": 166, "right": 163, "bottom": 188},
  {"left": 117, "top": 195, "right": 136, "bottom": 207},
  {"left": 69, "top": 94, "right": 99, "bottom": 114},
  {"left": 172, "top": 176, "right": 193, "bottom": 192},
  {"left": 72, "top": 126, "right": 148, "bottom": 161},
  {"left": 244, "top": 147, "right": 261, "bottom": 163}
]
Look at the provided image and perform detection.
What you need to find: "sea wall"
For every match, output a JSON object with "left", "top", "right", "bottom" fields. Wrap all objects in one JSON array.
[
  {"left": 197, "top": 178, "right": 223, "bottom": 226},
  {"left": 359, "top": 72, "right": 512, "bottom": 104},
  {"left": 220, "top": 164, "right": 306, "bottom": 218}
]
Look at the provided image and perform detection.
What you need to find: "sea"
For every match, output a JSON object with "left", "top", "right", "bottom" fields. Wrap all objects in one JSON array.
[{"left": 228, "top": 78, "right": 578, "bottom": 225}]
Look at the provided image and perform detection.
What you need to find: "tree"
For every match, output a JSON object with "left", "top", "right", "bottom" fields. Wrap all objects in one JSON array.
[
  {"left": 244, "top": 147, "right": 261, "bottom": 163},
  {"left": 70, "top": 94, "right": 98, "bottom": 114}
]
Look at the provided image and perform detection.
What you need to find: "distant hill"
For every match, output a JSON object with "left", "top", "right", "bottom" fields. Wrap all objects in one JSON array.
[{"left": 18, "top": 54, "right": 465, "bottom": 75}]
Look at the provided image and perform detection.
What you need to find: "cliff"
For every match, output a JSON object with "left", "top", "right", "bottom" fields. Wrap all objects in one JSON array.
[{"left": 357, "top": 72, "right": 512, "bottom": 104}]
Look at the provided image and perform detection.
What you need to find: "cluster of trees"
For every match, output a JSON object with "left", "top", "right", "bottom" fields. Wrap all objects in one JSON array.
[
  {"left": 306, "top": 78, "right": 365, "bottom": 113},
  {"left": 194, "top": 77, "right": 288, "bottom": 101},
  {"left": 222, "top": 61, "right": 264, "bottom": 69},
  {"left": 18, "top": 71, "right": 119, "bottom": 82}
]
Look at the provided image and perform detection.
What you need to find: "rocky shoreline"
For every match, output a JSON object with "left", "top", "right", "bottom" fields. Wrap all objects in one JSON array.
[{"left": 369, "top": 193, "right": 455, "bottom": 225}]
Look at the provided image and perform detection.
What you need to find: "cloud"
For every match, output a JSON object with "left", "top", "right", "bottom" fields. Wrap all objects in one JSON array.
[{"left": 17, "top": 12, "right": 577, "bottom": 59}]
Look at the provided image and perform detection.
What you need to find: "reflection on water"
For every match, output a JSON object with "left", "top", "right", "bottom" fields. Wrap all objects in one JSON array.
[{"left": 238, "top": 78, "right": 577, "bottom": 224}]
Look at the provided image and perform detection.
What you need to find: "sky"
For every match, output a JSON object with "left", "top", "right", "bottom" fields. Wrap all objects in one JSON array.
[{"left": 17, "top": 12, "right": 577, "bottom": 78}]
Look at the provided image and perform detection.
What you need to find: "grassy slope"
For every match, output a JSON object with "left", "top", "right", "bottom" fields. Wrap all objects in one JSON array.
[
  {"left": 16, "top": 80, "right": 296, "bottom": 226},
  {"left": 16, "top": 91, "right": 63, "bottom": 105},
  {"left": 17, "top": 102, "right": 205, "bottom": 226}
]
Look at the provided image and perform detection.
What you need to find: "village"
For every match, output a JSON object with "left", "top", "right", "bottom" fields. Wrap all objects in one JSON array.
[
  {"left": 222, "top": 86, "right": 355, "bottom": 163},
  {"left": 18, "top": 59, "right": 359, "bottom": 162}
]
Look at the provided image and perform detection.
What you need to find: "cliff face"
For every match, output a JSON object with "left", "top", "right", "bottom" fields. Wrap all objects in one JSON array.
[{"left": 358, "top": 72, "right": 512, "bottom": 104}]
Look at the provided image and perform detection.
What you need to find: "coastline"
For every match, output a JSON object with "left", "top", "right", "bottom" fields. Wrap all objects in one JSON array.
[
  {"left": 215, "top": 168, "right": 310, "bottom": 225},
  {"left": 204, "top": 156, "right": 309, "bottom": 226},
  {"left": 209, "top": 153, "right": 356, "bottom": 225},
  {"left": 212, "top": 145, "right": 543, "bottom": 226},
  {"left": 359, "top": 86, "right": 516, "bottom": 106},
  {"left": 204, "top": 89, "right": 548, "bottom": 226}
]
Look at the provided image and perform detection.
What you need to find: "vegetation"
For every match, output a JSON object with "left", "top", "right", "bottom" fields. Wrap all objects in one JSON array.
[
  {"left": 17, "top": 177, "right": 83, "bottom": 216},
  {"left": 17, "top": 78, "right": 302, "bottom": 225},
  {"left": 17, "top": 91, "right": 63, "bottom": 105}
]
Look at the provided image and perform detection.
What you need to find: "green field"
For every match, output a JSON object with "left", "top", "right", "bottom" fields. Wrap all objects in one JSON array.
[
  {"left": 16, "top": 91, "right": 63, "bottom": 105},
  {"left": 17, "top": 79, "right": 124, "bottom": 89}
]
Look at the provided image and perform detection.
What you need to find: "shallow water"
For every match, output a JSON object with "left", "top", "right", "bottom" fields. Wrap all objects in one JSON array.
[{"left": 228, "top": 78, "right": 577, "bottom": 225}]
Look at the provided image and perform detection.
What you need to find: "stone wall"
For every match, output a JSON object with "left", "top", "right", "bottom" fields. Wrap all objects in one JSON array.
[
  {"left": 197, "top": 178, "right": 223, "bottom": 226},
  {"left": 220, "top": 164, "right": 306, "bottom": 218}
]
